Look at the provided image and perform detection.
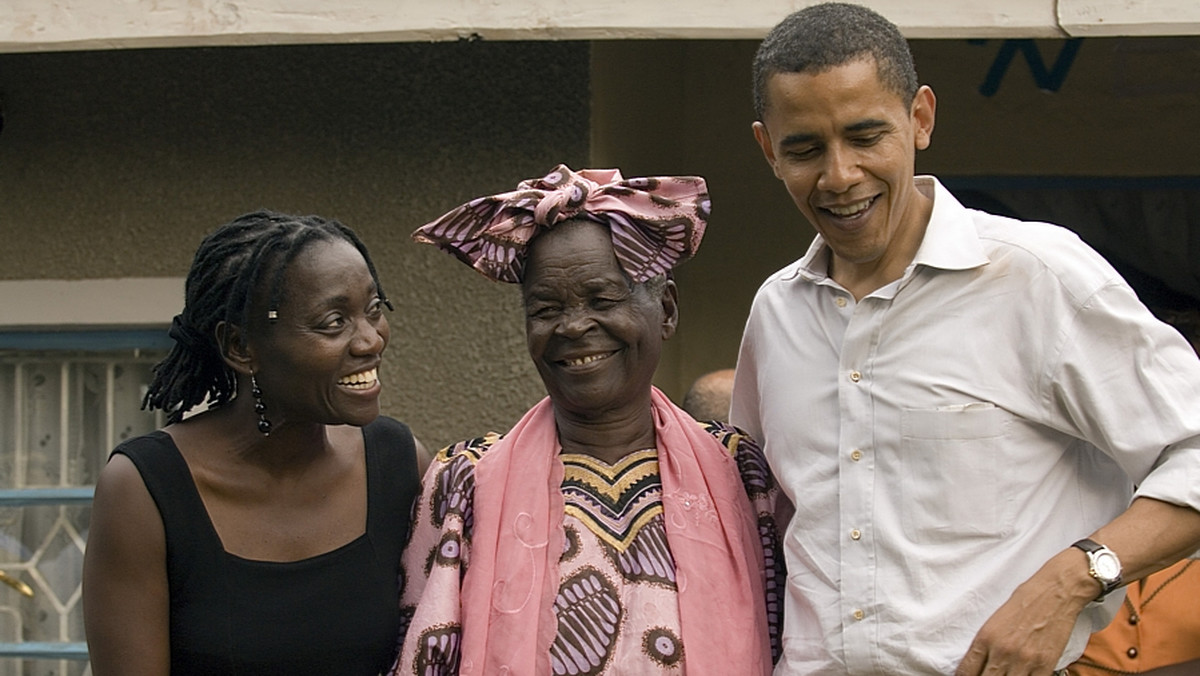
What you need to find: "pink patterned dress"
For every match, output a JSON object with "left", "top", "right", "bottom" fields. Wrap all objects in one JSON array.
[{"left": 391, "top": 420, "right": 783, "bottom": 675}]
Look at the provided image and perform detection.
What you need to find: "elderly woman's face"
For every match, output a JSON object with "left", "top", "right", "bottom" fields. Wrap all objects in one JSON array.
[{"left": 522, "top": 221, "right": 677, "bottom": 419}]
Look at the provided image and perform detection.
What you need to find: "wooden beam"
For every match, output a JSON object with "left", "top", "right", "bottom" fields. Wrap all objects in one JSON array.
[
  {"left": 1, "top": 0, "right": 1070, "bottom": 54},
  {"left": 1059, "top": 0, "right": 1200, "bottom": 37}
]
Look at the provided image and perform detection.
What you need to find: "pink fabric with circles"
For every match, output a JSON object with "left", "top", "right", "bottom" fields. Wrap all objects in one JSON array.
[
  {"left": 411, "top": 164, "right": 710, "bottom": 283},
  {"left": 459, "top": 388, "right": 772, "bottom": 675}
]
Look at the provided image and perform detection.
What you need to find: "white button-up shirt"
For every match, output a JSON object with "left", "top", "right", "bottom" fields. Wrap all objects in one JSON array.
[{"left": 731, "top": 176, "right": 1200, "bottom": 674}]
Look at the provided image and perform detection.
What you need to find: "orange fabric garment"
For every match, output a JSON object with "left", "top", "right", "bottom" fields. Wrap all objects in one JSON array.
[{"left": 1070, "top": 559, "right": 1200, "bottom": 675}]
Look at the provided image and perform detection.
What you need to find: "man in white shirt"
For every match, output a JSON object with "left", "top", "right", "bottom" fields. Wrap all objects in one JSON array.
[{"left": 731, "top": 3, "right": 1200, "bottom": 674}]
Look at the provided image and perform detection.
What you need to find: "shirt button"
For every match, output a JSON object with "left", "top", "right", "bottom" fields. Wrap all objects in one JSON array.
[
  {"left": 850, "top": 449, "right": 863, "bottom": 462},
  {"left": 1128, "top": 612, "right": 1139, "bottom": 625},
  {"left": 1127, "top": 647, "right": 1138, "bottom": 659},
  {"left": 850, "top": 529, "right": 862, "bottom": 540},
  {"left": 852, "top": 609, "right": 865, "bottom": 621},
  {"left": 835, "top": 296, "right": 848, "bottom": 308},
  {"left": 850, "top": 371, "right": 862, "bottom": 382}
]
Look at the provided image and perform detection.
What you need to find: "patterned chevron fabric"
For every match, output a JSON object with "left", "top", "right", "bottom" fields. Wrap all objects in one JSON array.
[{"left": 561, "top": 450, "right": 666, "bottom": 555}]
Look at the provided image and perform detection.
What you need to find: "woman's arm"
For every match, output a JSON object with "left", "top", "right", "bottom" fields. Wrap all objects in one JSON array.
[
  {"left": 413, "top": 436, "right": 433, "bottom": 478},
  {"left": 82, "top": 454, "right": 171, "bottom": 676}
]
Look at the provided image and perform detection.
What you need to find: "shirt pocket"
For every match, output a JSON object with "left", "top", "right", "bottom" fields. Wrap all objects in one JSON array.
[{"left": 898, "top": 403, "right": 1013, "bottom": 543}]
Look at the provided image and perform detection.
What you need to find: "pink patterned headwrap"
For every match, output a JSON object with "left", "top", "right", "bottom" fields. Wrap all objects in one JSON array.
[{"left": 412, "top": 164, "right": 710, "bottom": 283}]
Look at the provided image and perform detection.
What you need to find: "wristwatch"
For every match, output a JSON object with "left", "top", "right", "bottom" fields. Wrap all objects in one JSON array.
[{"left": 1071, "top": 538, "right": 1122, "bottom": 601}]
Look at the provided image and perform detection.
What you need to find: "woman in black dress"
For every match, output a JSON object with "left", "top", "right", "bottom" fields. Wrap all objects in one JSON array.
[{"left": 83, "top": 210, "right": 425, "bottom": 675}]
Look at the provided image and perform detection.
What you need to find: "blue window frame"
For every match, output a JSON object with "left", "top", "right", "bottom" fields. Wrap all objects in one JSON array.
[{"left": 0, "top": 329, "right": 170, "bottom": 671}]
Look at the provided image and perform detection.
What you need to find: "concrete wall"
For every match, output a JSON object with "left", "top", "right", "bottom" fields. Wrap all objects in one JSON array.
[{"left": 0, "top": 40, "right": 590, "bottom": 449}]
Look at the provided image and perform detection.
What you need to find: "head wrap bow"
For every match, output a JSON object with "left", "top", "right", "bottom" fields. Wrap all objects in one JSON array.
[{"left": 412, "top": 164, "right": 710, "bottom": 283}]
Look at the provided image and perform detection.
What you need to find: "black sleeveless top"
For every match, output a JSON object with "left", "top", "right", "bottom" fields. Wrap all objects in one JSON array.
[{"left": 113, "top": 416, "right": 420, "bottom": 676}]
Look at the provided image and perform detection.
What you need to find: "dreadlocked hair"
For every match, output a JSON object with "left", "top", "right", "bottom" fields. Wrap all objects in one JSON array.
[{"left": 143, "top": 210, "right": 391, "bottom": 423}]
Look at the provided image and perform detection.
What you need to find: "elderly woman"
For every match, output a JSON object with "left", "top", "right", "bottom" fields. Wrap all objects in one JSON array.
[{"left": 392, "top": 166, "right": 783, "bottom": 675}]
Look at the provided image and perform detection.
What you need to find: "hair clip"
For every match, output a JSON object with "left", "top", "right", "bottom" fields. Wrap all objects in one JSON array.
[{"left": 267, "top": 310, "right": 279, "bottom": 321}]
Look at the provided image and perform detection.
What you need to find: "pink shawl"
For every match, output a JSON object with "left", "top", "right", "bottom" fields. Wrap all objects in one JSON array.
[{"left": 460, "top": 387, "right": 771, "bottom": 675}]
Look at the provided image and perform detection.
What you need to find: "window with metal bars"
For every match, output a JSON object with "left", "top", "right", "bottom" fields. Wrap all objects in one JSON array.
[{"left": 0, "top": 331, "right": 169, "bottom": 675}]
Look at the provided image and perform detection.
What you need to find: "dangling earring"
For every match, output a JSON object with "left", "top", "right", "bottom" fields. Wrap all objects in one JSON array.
[{"left": 251, "top": 373, "right": 272, "bottom": 436}]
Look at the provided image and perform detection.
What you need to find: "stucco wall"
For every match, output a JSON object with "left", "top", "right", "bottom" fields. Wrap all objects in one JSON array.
[
  {"left": 3, "top": 34, "right": 1197, "bottom": 447},
  {"left": 0, "top": 40, "right": 590, "bottom": 449}
]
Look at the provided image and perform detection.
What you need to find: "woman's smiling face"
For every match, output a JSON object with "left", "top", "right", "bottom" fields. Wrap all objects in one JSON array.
[
  {"left": 521, "top": 220, "right": 676, "bottom": 421},
  {"left": 248, "top": 238, "right": 390, "bottom": 429}
]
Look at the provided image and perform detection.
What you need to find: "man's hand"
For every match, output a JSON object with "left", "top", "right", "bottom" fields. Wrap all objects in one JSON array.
[
  {"left": 957, "top": 498, "right": 1200, "bottom": 674},
  {"left": 955, "top": 548, "right": 1095, "bottom": 676}
]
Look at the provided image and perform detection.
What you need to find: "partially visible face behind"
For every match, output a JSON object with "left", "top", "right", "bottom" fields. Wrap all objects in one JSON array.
[
  {"left": 522, "top": 220, "right": 677, "bottom": 421},
  {"left": 753, "top": 57, "right": 935, "bottom": 275},
  {"left": 251, "top": 238, "right": 390, "bottom": 429}
]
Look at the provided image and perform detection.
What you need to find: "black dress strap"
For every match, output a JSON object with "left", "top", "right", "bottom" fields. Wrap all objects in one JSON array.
[
  {"left": 111, "top": 430, "right": 222, "bottom": 596},
  {"left": 362, "top": 416, "right": 420, "bottom": 557}
]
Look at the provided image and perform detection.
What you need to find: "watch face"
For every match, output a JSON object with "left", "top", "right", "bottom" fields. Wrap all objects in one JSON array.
[{"left": 1094, "top": 552, "right": 1121, "bottom": 581}]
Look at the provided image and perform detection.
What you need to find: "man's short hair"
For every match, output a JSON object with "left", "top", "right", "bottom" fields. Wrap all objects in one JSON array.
[{"left": 752, "top": 2, "right": 919, "bottom": 119}]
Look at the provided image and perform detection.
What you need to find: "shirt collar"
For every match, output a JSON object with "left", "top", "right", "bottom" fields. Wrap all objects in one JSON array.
[
  {"left": 911, "top": 176, "right": 990, "bottom": 272},
  {"left": 792, "top": 175, "right": 990, "bottom": 283}
]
